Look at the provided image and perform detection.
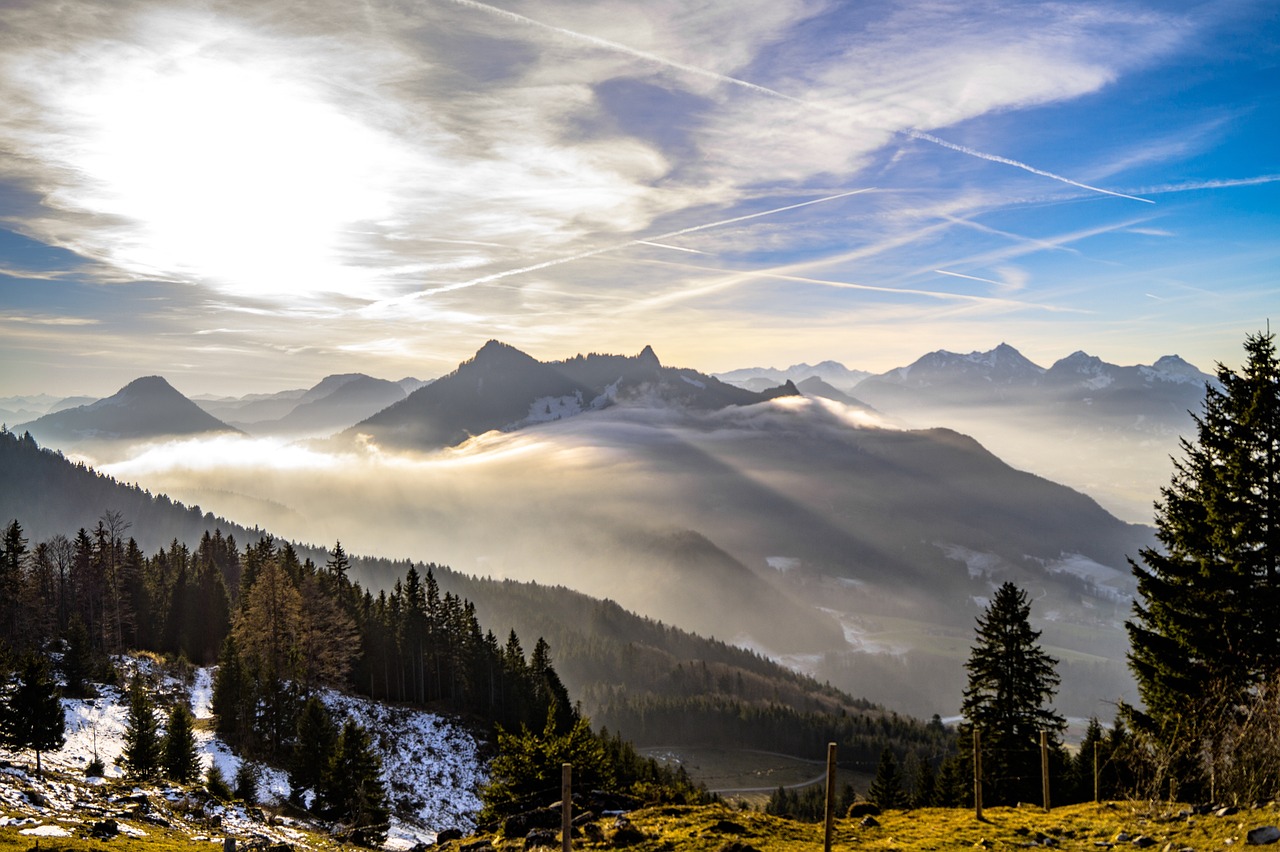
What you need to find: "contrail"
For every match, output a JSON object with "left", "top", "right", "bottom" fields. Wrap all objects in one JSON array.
[
  {"left": 442, "top": 0, "right": 1151, "bottom": 203},
  {"left": 637, "top": 240, "right": 705, "bottom": 254},
  {"left": 934, "top": 269, "right": 1007, "bottom": 287},
  {"left": 902, "top": 130, "right": 1153, "bottom": 204},
  {"left": 413, "top": 187, "right": 874, "bottom": 296},
  {"left": 634, "top": 258, "right": 1087, "bottom": 313}
]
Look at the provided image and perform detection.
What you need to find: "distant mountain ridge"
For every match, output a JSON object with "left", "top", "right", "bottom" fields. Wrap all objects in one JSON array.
[
  {"left": 345, "top": 341, "right": 800, "bottom": 450},
  {"left": 15, "top": 376, "right": 240, "bottom": 446}
]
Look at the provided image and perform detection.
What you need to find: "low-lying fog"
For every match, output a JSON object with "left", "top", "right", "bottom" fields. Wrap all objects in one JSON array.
[{"left": 93, "top": 395, "right": 1144, "bottom": 719}]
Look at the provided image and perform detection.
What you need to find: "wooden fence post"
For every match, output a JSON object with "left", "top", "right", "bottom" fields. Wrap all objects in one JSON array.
[
  {"left": 1041, "top": 731, "right": 1051, "bottom": 812},
  {"left": 973, "top": 728, "right": 983, "bottom": 821},
  {"left": 562, "top": 763, "right": 572, "bottom": 852},
  {"left": 1093, "top": 741, "right": 1100, "bottom": 804},
  {"left": 824, "top": 742, "right": 837, "bottom": 852}
]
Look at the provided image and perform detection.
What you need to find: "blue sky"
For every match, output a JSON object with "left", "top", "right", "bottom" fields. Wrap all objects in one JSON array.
[{"left": 0, "top": 0, "right": 1277, "bottom": 397}]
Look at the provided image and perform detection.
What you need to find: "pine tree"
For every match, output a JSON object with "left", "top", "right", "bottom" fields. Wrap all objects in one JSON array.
[
  {"left": 0, "top": 653, "right": 65, "bottom": 777},
  {"left": 318, "top": 717, "right": 389, "bottom": 847},
  {"left": 162, "top": 703, "right": 200, "bottom": 783},
  {"left": 290, "top": 696, "right": 337, "bottom": 805},
  {"left": 961, "top": 582, "right": 1065, "bottom": 806},
  {"left": 866, "top": 747, "right": 906, "bottom": 809},
  {"left": 1127, "top": 331, "right": 1280, "bottom": 749},
  {"left": 121, "top": 674, "right": 163, "bottom": 780},
  {"left": 910, "top": 752, "right": 937, "bottom": 808}
]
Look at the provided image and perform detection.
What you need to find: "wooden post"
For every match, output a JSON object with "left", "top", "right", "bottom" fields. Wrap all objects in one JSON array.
[
  {"left": 1093, "top": 741, "right": 1100, "bottom": 804},
  {"left": 823, "top": 743, "right": 837, "bottom": 852},
  {"left": 562, "top": 763, "right": 572, "bottom": 852},
  {"left": 973, "top": 728, "right": 983, "bottom": 820},
  {"left": 1040, "top": 731, "right": 1051, "bottom": 812}
]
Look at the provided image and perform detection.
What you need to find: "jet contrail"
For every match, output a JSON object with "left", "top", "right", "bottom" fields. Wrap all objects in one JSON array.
[
  {"left": 442, "top": 0, "right": 1152, "bottom": 204},
  {"left": 633, "top": 257, "right": 1087, "bottom": 314},
  {"left": 934, "top": 269, "right": 1008, "bottom": 287},
  {"left": 902, "top": 130, "right": 1154, "bottom": 204},
  {"left": 637, "top": 241, "right": 705, "bottom": 254},
  {"left": 412, "top": 187, "right": 874, "bottom": 296}
]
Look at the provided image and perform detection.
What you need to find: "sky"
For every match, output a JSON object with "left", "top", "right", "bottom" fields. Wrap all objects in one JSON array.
[{"left": 0, "top": 0, "right": 1277, "bottom": 398}]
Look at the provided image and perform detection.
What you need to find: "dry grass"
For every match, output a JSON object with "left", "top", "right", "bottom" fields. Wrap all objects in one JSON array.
[{"left": 477, "top": 801, "right": 1280, "bottom": 852}]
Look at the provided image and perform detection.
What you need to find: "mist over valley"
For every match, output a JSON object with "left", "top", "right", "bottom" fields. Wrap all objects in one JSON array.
[{"left": 2, "top": 341, "right": 1176, "bottom": 719}]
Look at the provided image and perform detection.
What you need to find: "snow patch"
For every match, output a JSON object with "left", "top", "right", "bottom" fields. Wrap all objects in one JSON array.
[
  {"left": 766, "top": 556, "right": 800, "bottom": 573},
  {"left": 940, "top": 544, "right": 1006, "bottom": 579}
]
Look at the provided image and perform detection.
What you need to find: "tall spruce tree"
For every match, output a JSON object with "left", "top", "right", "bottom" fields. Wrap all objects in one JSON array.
[
  {"left": 162, "top": 703, "right": 200, "bottom": 783},
  {"left": 1127, "top": 331, "right": 1280, "bottom": 745},
  {"left": 290, "top": 696, "right": 337, "bottom": 805},
  {"left": 866, "top": 747, "right": 906, "bottom": 809},
  {"left": 961, "top": 581, "right": 1065, "bottom": 806},
  {"left": 0, "top": 653, "right": 65, "bottom": 777},
  {"left": 121, "top": 674, "right": 163, "bottom": 780},
  {"left": 318, "top": 717, "right": 389, "bottom": 847}
]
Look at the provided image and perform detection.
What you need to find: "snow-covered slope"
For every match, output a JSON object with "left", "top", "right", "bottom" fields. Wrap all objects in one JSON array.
[{"left": 0, "top": 658, "right": 486, "bottom": 849}]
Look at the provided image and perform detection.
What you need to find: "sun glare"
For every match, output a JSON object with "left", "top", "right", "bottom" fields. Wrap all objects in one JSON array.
[{"left": 53, "top": 39, "right": 409, "bottom": 299}]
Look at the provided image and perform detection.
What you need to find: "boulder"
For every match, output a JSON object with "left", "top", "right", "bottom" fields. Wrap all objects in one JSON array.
[
  {"left": 860, "top": 816, "right": 880, "bottom": 828},
  {"left": 1248, "top": 827, "right": 1280, "bottom": 845},
  {"left": 437, "top": 828, "right": 464, "bottom": 844},
  {"left": 523, "top": 829, "right": 558, "bottom": 849}
]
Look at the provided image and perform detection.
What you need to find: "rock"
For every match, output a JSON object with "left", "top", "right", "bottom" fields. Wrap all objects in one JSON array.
[
  {"left": 1219, "top": 807, "right": 1242, "bottom": 817},
  {"left": 90, "top": 819, "right": 120, "bottom": 839},
  {"left": 1133, "top": 836, "right": 1156, "bottom": 848},
  {"left": 711, "top": 819, "right": 747, "bottom": 835},
  {"left": 611, "top": 820, "right": 646, "bottom": 847},
  {"left": 1115, "top": 833, "right": 1132, "bottom": 843},
  {"left": 503, "top": 808, "right": 561, "bottom": 837},
  {"left": 860, "top": 816, "right": 880, "bottom": 828},
  {"left": 582, "top": 823, "right": 605, "bottom": 843},
  {"left": 1248, "top": 827, "right": 1280, "bottom": 845},
  {"left": 437, "top": 828, "right": 464, "bottom": 843},
  {"left": 523, "top": 829, "right": 558, "bottom": 849}
]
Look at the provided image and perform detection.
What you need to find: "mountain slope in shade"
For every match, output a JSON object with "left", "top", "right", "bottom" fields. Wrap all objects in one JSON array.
[
  {"left": 346, "top": 341, "right": 800, "bottom": 450},
  {"left": 16, "top": 376, "right": 239, "bottom": 446},
  {"left": 794, "top": 376, "right": 877, "bottom": 411},
  {"left": 348, "top": 340, "right": 600, "bottom": 448}
]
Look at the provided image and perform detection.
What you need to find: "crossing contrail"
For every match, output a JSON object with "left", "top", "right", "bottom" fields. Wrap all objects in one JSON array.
[
  {"left": 442, "top": 0, "right": 1152, "bottom": 204},
  {"left": 413, "top": 187, "right": 874, "bottom": 296}
]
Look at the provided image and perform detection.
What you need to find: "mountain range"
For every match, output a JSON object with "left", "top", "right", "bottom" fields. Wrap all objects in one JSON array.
[
  {"left": 4, "top": 340, "right": 1185, "bottom": 716},
  {"left": 718, "top": 344, "right": 1216, "bottom": 522},
  {"left": 342, "top": 340, "right": 798, "bottom": 450}
]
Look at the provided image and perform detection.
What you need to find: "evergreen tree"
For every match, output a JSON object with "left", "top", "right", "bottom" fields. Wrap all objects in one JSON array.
[
  {"left": 318, "top": 717, "right": 389, "bottom": 847},
  {"left": 909, "top": 752, "right": 937, "bottom": 808},
  {"left": 866, "top": 747, "right": 906, "bottom": 809},
  {"left": 121, "top": 674, "right": 163, "bottom": 780},
  {"left": 0, "top": 653, "right": 65, "bottom": 777},
  {"left": 961, "top": 582, "right": 1065, "bottom": 806},
  {"left": 1127, "top": 331, "right": 1280, "bottom": 754},
  {"left": 235, "top": 760, "right": 261, "bottom": 803},
  {"left": 205, "top": 762, "right": 232, "bottom": 800},
  {"left": 290, "top": 696, "right": 337, "bottom": 805},
  {"left": 59, "top": 614, "right": 96, "bottom": 698},
  {"left": 162, "top": 703, "right": 200, "bottom": 783}
]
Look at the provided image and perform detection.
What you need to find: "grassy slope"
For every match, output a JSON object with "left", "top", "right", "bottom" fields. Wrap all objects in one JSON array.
[{"left": 472, "top": 801, "right": 1279, "bottom": 852}]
